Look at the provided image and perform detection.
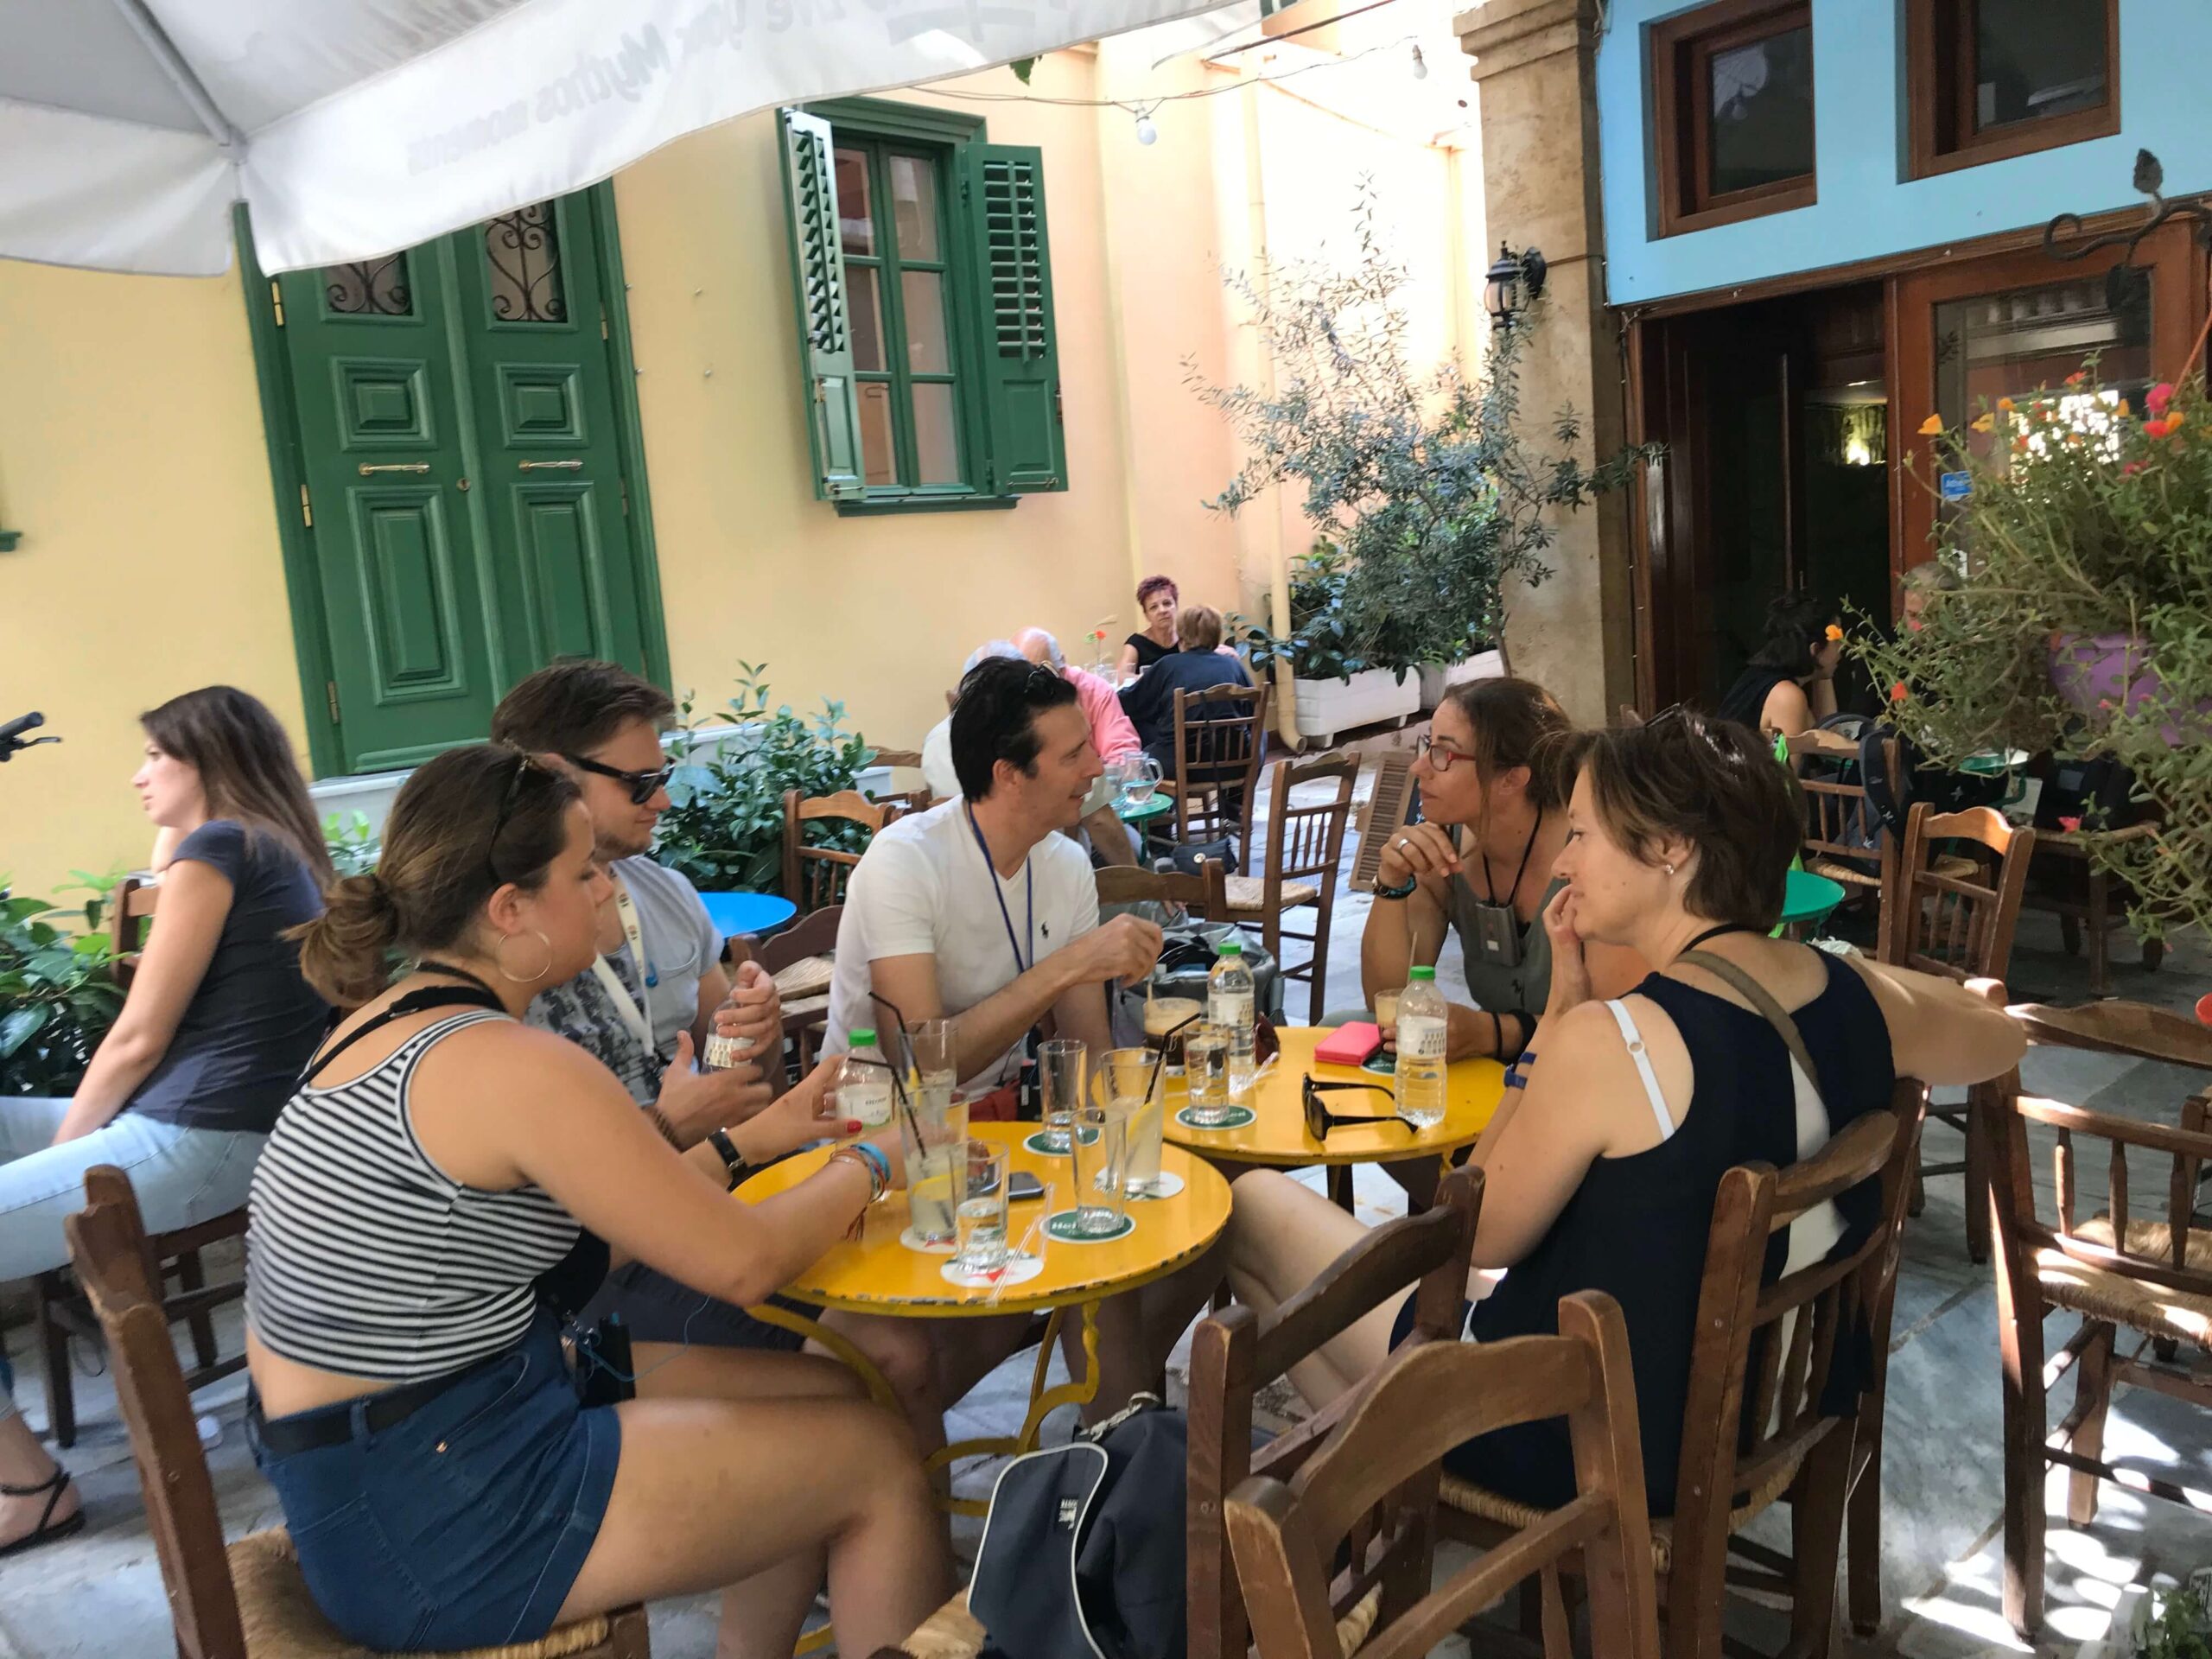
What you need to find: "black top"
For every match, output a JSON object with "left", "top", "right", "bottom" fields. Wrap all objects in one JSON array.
[
  {"left": 129, "top": 820, "right": 329, "bottom": 1135},
  {"left": 1117, "top": 651, "right": 1250, "bottom": 772},
  {"left": 1126, "top": 632, "right": 1177, "bottom": 671},
  {"left": 1718, "top": 665, "right": 1798, "bottom": 732},
  {"left": 1450, "top": 950, "right": 1894, "bottom": 1516}
]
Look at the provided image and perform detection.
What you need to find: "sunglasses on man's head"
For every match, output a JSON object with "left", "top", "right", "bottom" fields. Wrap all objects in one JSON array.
[
  {"left": 564, "top": 751, "right": 675, "bottom": 805},
  {"left": 1301, "top": 1076, "right": 1413, "bottom": 1142}
]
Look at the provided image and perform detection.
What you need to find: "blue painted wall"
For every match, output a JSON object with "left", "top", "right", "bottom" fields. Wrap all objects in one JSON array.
[{"left": 1595, "top": 0, "right": 2212, "bottom": 306}]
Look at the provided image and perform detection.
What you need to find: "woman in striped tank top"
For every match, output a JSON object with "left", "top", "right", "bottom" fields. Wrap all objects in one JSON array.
[{"left": 246, "top": 747, "right": 944, "bottom": 1656}]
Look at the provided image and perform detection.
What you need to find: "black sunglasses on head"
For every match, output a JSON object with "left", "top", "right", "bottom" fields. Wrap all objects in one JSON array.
[
  {"left": 1301, "top": 1076, "right": 1414, "bottom": 1141},
  {"left": 486, "top": 750, "right": 554, "bottom": 886},
  {"left": 564, "top": 751, "right": 676, "bottom": 805}
]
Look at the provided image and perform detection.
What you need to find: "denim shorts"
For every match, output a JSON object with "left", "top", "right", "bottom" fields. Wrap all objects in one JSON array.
[{"left": 249, "top": 1310, "right": 622, "bottom": 1650}]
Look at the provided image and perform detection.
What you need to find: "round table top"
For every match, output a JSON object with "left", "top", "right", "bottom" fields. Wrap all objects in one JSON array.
[
  {"left": 734, "top": 1122, "right": 1231, "bottom": 1317},
  {"left": 1960, "top": 748, "right": 2032, "bottom": 777},
  {"left": 700, "top": 891, "right": 798, "bottom": 940},
  {"left": 1114, "top": 793, "right": 1173, "bottom": 823},
  {"left": 1781, "top": 868, "right": 1847, "bottom": 925},
  {"left": 1162, "top": 1027, "right": 1504, "bottom": 1167}
]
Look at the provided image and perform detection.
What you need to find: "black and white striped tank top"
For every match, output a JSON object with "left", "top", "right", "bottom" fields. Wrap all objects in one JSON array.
[{"left": 246, "top": 1010, "right": 579, "bottom": 1381}]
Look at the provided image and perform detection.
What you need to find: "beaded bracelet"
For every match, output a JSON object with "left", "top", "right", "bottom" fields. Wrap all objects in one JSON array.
[
  {"left": 824, "top": 1147, "right": 882, "bottom": 1204},
  {"left": 851, "top": 1141, "right": 892, "bottom": 1195}
]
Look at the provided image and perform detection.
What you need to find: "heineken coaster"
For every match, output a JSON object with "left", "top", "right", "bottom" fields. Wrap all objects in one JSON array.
[
  {"left": 941, "top": 1252, "right": 1043, "bottom": 1290},
  {"left": 1127, "top": 1171, "right": 1186, "bottom": 1200},
  {"left": 899, "top": 1226, "right": 957, "bottom": 1255},
  {"left": 1362, "top": 1052, "right": 1398, "bottom": 1077},
  {"left": 1021, "top": 1126, "right": 1100, "bottom": 1157},
  {"left": 1175, "top": 1104, "right": 1256, "bottom": 1132},
  {"left": 1043, "top": 1210, "right": 1135, "bottom": 1244}
]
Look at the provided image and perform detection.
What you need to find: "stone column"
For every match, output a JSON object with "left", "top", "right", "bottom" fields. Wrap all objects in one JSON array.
[{"left": 1458, "top": 0, "right": 1636, "bottom": 723}]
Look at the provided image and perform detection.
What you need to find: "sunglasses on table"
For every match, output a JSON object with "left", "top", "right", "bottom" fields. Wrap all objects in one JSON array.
[
  {"left": 565, "top": 751, "right": 676, "bottom": 805},
  {"left": 1301, "top": 1076, "right": 1414, "bottom": 1142}
]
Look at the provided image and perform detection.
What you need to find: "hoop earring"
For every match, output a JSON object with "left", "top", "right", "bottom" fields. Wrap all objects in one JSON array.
[{"left": 496, "top": 930, "right": 555, "bottom": 984}]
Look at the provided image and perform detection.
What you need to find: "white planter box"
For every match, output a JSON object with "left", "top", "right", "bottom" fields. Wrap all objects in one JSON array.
[
  {"left": 1292, "top": 667, "right": 1421, "bottom": 747},
  {"left": 1416, "top": 649, "right": 1508, "bottom": 709}
]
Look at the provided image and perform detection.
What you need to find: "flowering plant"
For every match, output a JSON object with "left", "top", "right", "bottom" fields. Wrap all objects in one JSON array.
[{"left": 1854, "top": 363, "right": 2212, "bottom": 937}]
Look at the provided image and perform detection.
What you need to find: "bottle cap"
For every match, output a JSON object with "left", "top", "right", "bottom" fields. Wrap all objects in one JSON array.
[
  {"left": 849, "top": 1027, "right": 877, "bottom": 1046},
  {"left": 1408, "top": 965, "right": 1436, "bottom": 982},
  {"left": 1217, "top": 939, "right": 1243, "bottom": 956}
]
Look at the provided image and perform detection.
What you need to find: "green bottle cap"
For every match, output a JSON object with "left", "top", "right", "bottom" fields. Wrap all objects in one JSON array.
[
  {"left": 1217, "top": 939, "right": 1243, "bottom": 956},
  {"left": 849, "top": 1027, "right": 877, "bottom": 1046},
  {"left": 1408, "top": 965, "right": 1436, "bottom": 982}
]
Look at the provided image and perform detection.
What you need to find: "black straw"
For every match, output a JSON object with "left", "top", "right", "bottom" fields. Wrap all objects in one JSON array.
[{"left": 1145, "top": 1008, "right": 1205, "bottom": 1105}]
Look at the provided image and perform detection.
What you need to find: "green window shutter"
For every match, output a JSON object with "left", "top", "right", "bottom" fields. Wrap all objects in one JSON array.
[
  {"left": 958, "top": 143, "right": 1068, "bottom": 495},
  {"left": 779, "top": 109, "right": 866, "bottom": 502}
]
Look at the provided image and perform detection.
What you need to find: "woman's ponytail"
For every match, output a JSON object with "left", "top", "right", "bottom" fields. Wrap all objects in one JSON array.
[{"left": 290, "top": 872, "right": 403, "bottom": 1010}]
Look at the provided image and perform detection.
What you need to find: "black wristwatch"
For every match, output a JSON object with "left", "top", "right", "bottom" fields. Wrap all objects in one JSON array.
[{"left": 706, "top": 1128, "right": 749, "bottom": 1192}]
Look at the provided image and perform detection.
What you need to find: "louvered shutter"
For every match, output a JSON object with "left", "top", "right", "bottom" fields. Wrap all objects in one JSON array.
[
  {"left": 957, "top": 143, "right": 1068, "bottom": 494},
  {"left": 779, "top": 110, "right": 865, "bottom": 501}
]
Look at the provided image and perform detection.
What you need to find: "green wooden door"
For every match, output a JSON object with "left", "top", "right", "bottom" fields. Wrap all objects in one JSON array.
[{"left": 272, "top": 190, "right": 656, "bottom": 774}]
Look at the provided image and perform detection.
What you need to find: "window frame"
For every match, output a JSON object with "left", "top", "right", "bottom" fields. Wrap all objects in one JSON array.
[
  {"left": 1904, "top": 0, "right": 2120, "bottom": 180},
  {"left": 1649, "top": 0, "right": 1817, "bottom": 239}
]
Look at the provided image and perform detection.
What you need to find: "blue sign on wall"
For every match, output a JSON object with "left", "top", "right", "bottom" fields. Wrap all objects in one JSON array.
[{"left": 1939, "top": 471, "right": 1973, "bottom": 501}]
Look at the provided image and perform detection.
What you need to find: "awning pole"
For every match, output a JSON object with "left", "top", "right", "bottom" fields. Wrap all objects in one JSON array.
[{"left": 110, "top": 0, "right": 244, "bottom": 154}]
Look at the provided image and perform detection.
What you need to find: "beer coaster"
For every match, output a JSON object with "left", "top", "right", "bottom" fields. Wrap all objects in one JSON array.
[
  {"left": 1021, "top": 1127, "right": 1100, "bottom": 1156},
  {"left": 1175, "top": 1105, "right": 1255, "bottom": 1132},
  {"left": 941, "top": 1252, "right": 1043, "bottom": 1290},
  {"left": 1361, "top": 1052, "right": 1397, "bottom": 1076},
  {"left": 1128, "top": 1171, "right": 1185, "bottom": 1200},
  {"left": 899, "top": 1227, "right": 957, "bottom": 1255},
  {"left": 1043, "top": 1210, "right": 1136, "bottom": 1243}
]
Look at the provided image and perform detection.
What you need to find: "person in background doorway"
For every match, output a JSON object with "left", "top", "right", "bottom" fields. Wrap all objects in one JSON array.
[
  {"left": 1015, "top": 627, "right": 1143, "bottom": 867},
  {"left": 0, "top": 686, "right": 331, "bottom": 1555},
  {"left": 1116, "top": 575, "right": 1181, "bottom": 677},
  {"left": 1718, "top": 591, "right": 1843, "bottom": 741},
  {"left": 1899, "top": 560, "right": 1961, "bottom": 633},
  {"left": 1116, "top": 605, "right": 1253, "bottom": 776}
]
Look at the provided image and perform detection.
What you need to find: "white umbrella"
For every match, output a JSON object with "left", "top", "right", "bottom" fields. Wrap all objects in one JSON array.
[{"left": 1, "top": 0, "right": 1232, "bottom": 277}]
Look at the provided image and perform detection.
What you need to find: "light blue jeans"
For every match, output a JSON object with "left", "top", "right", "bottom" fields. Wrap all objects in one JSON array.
[{"left": 0, "top": 1098, "right": 266, "bottom": 1421}]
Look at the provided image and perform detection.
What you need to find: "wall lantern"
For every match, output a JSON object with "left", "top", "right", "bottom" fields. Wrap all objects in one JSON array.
[{"left": 1484, "top": 243, "right": 1548, "bottom": 330}]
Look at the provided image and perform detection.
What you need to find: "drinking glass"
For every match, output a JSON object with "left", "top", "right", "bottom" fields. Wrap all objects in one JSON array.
[
  {"left": 1182, "top": 1023, "right": 1233, "bottom": 1127},
  {"left": 1069, "top": 1104, "right": 1130, "bottom": 1236},
  {"left": 1124, "top": 755, "right": 1161, "bottom": 805},
  {"left": 954, "top": 1141, "right": 1010, "bottom": 1274},
  {"left": 1038, "top": 1039, "right": 1087, "bottom": 1155},
  {"left": 1142, "top": 997, "right": 1202, "bottom": 1078},
  {"left": 905, "top": 1018, "right": 957, "bottom": 1117},
  {"left": 1103, "top": 757, "right": 1130, "bottom": 807},
  {"left": 899, "top": 1086, "right": 971, "bottom": 1248},
  {"left": 1372, "top": 987, "right": 1402, "bottom": 1030},
  {"left": 1095, "top": 1048, "right": 1165, "bottom": 1198}
]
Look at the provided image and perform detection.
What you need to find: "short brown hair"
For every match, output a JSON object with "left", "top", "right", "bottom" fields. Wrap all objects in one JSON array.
[
  {"left": 491, "top": 658, "right": 674, "bottom": 756},
  {"left": 1177, "top": 605, "right": 1224, "bottom": 652},
  {"left": 1574, "top": 709, "right": 1802, "bottom": 930},
  {"left": 1440, "top": 677, "right": 1574, "bottom": 812}
]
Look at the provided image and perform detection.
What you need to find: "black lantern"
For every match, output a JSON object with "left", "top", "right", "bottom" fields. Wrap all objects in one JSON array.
[{"left": 1484, "top": 243, "right": 1548, "bottom": 330}]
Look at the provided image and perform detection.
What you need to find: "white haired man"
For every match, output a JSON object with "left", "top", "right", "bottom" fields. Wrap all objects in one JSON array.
[{"left": 1015, "top": 627, "right": 1143, "bottom": 867}]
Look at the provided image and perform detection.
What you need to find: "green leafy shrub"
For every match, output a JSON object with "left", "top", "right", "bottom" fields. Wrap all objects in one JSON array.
[
  {"left": 0, "top": 883, "right": 125, "bottom": 1096},
  {"left": 325, "top": 810, "right": 379, "bottom": 875}
]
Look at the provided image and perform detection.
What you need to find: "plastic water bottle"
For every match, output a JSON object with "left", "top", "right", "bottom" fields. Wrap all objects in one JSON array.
[
  {"left": 1396, "top": 966, "right": 1448, "bottom": 1128},
  {"left": 1209, "top": 939, "right": 1256, "bottom": 1102},
  {"left": 838, "top": 1028, "right": 894, "bottom": 1130}
]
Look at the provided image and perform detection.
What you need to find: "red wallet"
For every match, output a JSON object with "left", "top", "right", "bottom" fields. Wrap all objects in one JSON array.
[{"left": 1314, "top": 1022, "right": 1382, "bottom": 1067}]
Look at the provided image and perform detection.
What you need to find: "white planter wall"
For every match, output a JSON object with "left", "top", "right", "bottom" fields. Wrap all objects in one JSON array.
[
  {"left": 1416, "top": 649, "right": 1508, "bottom": 709},
  {"left": 1292, "top": 668, "right": 1421, "bottom": 747}
]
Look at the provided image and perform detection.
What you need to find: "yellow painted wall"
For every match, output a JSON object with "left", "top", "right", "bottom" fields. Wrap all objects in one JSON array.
[{"left": 0, "top": 259, "right": 302, "bottom": 906}]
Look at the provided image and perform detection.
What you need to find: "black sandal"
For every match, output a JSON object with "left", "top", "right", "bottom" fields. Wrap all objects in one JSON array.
[{"left": 0, "top": 1467, "right": 85, "bottom": 1558}]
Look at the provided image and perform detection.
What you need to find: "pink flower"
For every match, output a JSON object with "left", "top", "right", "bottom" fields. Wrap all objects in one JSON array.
[
  {"left": 2059, "top": 815, "right": 2082, "bottom": 833},
  {"left": 2099, "top": 698, "right": 2114, "bottom": 710},
  {"left": 2148, "top": 382, "right": 2175, "bottom": 416},
  {"left": 2123, "top": 461, "right": 2145, "bottom": 476}
]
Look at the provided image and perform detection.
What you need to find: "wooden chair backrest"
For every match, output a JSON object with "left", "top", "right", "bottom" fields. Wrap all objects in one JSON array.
[
  {"left": 1223, "top": 1290, "right": 1661, "bottom": 1659},
  {"left": 1170, "top": 683, "right": 1269, "bottom": 862},
  {"left": 1878, "top": 802, "right": 2036, "bottom": 982},
  {"left": 63, "top": 1167, "right": 245, "bottom": 1659},
  {"left": 1784, "top": 734, "right": 1900, "bottom": 886},
  {"left": 757, "top": 904, "right": 842, "bottom": 976},
  {"left": 869, "top": 748, "right": 925, "bottom": 770},
  {"left": 1187, "top": 1166, "right": 1481, "bottom": 1659},
  {"left": 111, "top": 874, "right": 159, "bottom": 986},
  {"left": 1094, "top": 859, "right": 1230, "bottom": 925},
  {"left": 782, "top": 789, "right": 899, "bottom": 912},
  {"left": 1262, "top": 753, "right": 1357, "bottom": 887},
  {"left": 1350, "top": 748, "right": 1414, "bottom": 893},
  {"left": 1666, "top": 1085, "right": 1922, "bottom": 1629}
]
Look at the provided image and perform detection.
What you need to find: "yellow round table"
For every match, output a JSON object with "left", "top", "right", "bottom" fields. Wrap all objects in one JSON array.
[{"left": 736, "top": 1122, "right": 1231, "bottom": 1514}]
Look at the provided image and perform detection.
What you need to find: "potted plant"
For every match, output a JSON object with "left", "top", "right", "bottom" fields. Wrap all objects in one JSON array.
[
  {"left": 1231, "top": 542, "right": 1422, "bottom": 747},
  {"left": 1, "top": 885, "right": 124, "bottom": 1097},
  {"left": 1855, "top": 362, "right": 2212, "bottom": 938}
]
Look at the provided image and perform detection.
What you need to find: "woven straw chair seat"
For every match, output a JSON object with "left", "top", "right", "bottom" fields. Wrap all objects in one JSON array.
[
  {"left": 2037, "top": 1216, "right": 2212, "bottom": 1349},
  {"left": 228, "top": 1529, "right": 619, "bottom": 1658},
  {"left": 1440, "top": 1453, "right": 1800, "bottom": 1574},
  {"left": 772, "top": 955, "right": 835, "bottom": 1001},
  {"left": 1804, "top": 857, "right": 1882, "bottom": 891},
  {"left": 1224, "top": 875, "right": 1321, "bottom": 912},
  {"left": 892, "top": 1583, "right": 1379, "bottom": 1659}
]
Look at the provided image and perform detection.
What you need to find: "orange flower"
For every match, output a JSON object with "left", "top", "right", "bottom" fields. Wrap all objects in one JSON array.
[
  {"left": 1916, "top": 415, "right": 1943, "bottom": 435},
  {"left": 1970, "top": 413, "right": 1995, "bottom": 433},
  {"left": 2115, "top": 398, "right": 2132, "bottom": 418},
  {"left": 2065, "top": 371, "right": 2086, "bottom": 388},
  {"left": 1997, "top": 397, "right": 2016, "bottom": 412},
  {"left": 2168, "top": 410, "right": 2187, "bottom": 432},
  {"left": 1890, "top": 682, "right": 1910, "bottom": 703},
  {"left": 2012, "top": 435, "right": 2030, "bottom": 453},
  {"left": 1824, "top": 624, "right": 1844, "bottom": 642}
]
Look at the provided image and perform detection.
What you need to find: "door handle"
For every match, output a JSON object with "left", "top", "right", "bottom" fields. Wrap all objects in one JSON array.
[
  {"left": 518, "top": 459, "right": 583, "bottom": 471},
  {"left": 358, "top": 462, "right": 431, "bottom": 475}
]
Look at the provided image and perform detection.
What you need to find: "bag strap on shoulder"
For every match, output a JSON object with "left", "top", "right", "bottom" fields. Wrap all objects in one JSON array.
[{"left": 1676, "top": 950, "right": 1824, "bottom": 1107}]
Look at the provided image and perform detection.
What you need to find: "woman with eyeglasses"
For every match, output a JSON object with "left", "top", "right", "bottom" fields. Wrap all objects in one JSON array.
[
  {"left": 244, "top": 747, "right": 944, "bottom": 1657},
  {"left": 0, "top": 685, "right": 330, "bottom": 1556}
]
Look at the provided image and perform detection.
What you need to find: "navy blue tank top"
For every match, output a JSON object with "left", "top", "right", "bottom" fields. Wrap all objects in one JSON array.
[{"left": 1447, "top": 950, "right": 1895, "bottom": 1516}]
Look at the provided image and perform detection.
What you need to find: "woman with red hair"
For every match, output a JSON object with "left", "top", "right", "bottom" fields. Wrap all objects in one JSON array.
[{"left": 1116, "top": 575, "right": 1181, "bottom": 677}]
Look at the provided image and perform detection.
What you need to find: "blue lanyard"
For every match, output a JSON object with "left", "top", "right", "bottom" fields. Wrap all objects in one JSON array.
[{"left": 965, "top": 804, "right": 1033, "bottom": 976}]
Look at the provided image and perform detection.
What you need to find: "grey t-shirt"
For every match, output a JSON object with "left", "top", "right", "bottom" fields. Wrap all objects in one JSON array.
[
  {"left": 527, "top": 855, "right": 721, "bottom": 1106},
  {"left": 130, "top": 820, "right": 330, "bottom": 1135}
]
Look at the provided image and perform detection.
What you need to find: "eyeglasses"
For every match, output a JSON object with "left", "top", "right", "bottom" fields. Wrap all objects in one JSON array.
[
  {"left": 1414, "top": 733, "right": 1481, "bottom": 773},
  {"left": 564, "top": 751, "right": 675, "bottom": 806},
  {"left": 486, "top": 750, "right": 550, "bottom": 886},
  {"left": 1301, "top": 1076, "right": 1414, "bottom": 1141}
]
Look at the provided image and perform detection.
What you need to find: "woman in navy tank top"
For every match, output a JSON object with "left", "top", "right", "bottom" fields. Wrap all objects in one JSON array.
[{"left": 1224, "top": 709, "right": 2026, "bottom": 1516}]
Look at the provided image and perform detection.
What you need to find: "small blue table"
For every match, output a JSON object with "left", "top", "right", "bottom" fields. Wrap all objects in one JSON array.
[
  {"left": 700, "top": 891, "right": 798, "bottom": 943},
  {"left": 1777, "top": 869, "right": 1847, "bottom": 938}
]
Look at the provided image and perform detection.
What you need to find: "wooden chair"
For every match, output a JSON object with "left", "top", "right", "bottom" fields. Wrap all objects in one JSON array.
[
  {"left": 1988, "top": 1000, "right": 2212, "bottom": 1637},
  {"left": 35, "top": 874, "right": 249, "bottom": 1449},
  {"left": 1784, "top": 733, "right": 1904, "bottom": 907},
  {"left": 1224, "top": 754, "right": 1356, "bottom": 1025},
  {"left": 1168, "top": 683, "right": 1269, "bottom": 875},
  {"left": 1440, "top": 1087, "right": 1923, "bottom": 1659},
  {"left": 1185, "top": 1166, "right": 1480, "bottom": 1658},
  {"left": 737, "top": 903, "right": 843, "bottom": 1075},
  {"left": 782, "top": 788, "right": 899, "bottom": 913},
  {"left": 2023, "top": 823, "right": 2165, "bottom": 997},
  {"left": 1095, "top": 858, "right": 1231, "bottom": 924},
  {"left": 1878, "top": 802, "right": 2037, "bottom": 1267},
  {"left": 62, "top": 1166, "right": 650, "bottom": 1659},
  {"left": 861, "top": 747, "right": 933, "bottom": 817},
  {"left": 1348, "top": 747, "right": 1415, "bottom": 895},
  {"left": 1225, "top": 1291, "right": 1662, "bottom": 1659}
]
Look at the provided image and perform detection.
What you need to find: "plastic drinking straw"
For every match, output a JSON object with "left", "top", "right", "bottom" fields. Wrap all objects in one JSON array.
[{"left": 1146, "top": 1007, "right": 1205, "bottom": 1103}]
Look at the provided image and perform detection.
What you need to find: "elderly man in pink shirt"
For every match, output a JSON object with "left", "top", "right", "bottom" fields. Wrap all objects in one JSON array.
[{"left": 1015, "top": 627, "right": 1143, "bottom": 867}]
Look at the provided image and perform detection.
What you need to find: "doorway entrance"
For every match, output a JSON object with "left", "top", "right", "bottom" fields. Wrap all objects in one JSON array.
[{"left": 247, "top": 188, "right": 665, "bottom": 777}]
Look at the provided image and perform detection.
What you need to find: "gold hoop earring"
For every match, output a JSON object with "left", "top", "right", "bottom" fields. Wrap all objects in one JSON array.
[{"left": 495, "top": 930, "right": 555, "bottom": 984}]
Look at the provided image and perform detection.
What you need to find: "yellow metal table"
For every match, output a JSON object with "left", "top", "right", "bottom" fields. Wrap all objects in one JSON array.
[{"left": 737, "top": 1122, "right": 1231, "bottom": 1514}]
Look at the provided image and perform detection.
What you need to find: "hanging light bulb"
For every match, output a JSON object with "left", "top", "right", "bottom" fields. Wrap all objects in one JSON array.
[
  {"left": 1135, "top": 111, "right": 1159, "bottom": 145},
  {"left": 1410, "top": 43, "right": 1428, "bottom": 79}
]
